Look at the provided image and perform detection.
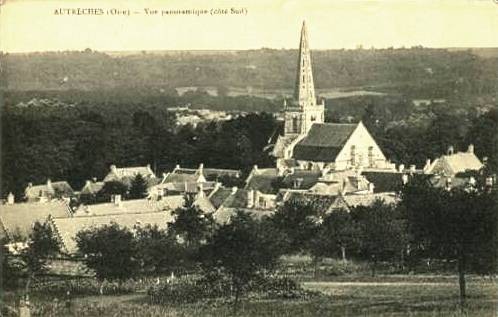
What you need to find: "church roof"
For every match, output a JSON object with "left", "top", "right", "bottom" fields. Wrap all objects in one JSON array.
[{"left": 293, "top": 123, "right": 358, "bottom": 162}]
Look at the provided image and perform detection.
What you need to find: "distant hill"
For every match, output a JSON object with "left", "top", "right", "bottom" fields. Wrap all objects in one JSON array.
[{"left": 1, "top": 47, "right": 497, "bottom": 99}]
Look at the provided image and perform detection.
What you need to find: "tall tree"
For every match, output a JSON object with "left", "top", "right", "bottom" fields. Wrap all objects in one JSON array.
[
  {"left": 129, "top": 173, "right": 148, "bottom": 199},
  {"left": 76, "top": 223, "right": 139, "bottom": 281},
  {"left": 309, "top": 209, "right": 360, "bottom": 263},
  {"left": 168, "top": 194, "right": 215, "bottom": 248},
  {"left": 401, "top": 179, "right": 498, "bottom": 307},
  {"left": 199, "top": 210, "right": 280, "bottom": 313},
  {"left": 270, "top": 199, "right": 320, "bottom": 254},
  {"left": 351, "top": 200, "right": 409, "bottom": 276}
]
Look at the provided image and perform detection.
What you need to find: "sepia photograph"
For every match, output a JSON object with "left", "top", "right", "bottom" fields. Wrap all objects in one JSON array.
[{"left": 0, "top": 0, "right": 497, "bottom": 316}]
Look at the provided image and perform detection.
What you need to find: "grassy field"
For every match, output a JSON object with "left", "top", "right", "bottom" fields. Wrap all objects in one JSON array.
[{"left": 3, "top": 275, "right": 497, "bottom": 317}]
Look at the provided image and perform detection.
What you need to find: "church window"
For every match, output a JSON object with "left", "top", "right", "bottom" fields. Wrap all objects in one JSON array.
[
  {"left": 292, "top": 116, "right": 299, "bottom": 133},
  {"left": 350, "top": 145, "right": 356, "bottom": 166}
]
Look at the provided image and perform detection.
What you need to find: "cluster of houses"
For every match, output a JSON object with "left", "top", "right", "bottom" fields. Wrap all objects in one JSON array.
[{"left": 1, "top": 22, "right": 494, "bottom": 256}]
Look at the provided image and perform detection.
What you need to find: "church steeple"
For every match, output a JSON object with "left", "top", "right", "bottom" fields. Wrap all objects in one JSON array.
[
  {"left": 283, "top": 21, "right": 324, "bottom": 137},
  {"left": 294, "top": 20, "right": 316, "bottom": 108}
]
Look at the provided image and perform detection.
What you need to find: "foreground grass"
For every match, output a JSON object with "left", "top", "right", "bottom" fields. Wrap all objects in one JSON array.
[{"left": 3, "top": 275, "right": 497, "bottom": 316}]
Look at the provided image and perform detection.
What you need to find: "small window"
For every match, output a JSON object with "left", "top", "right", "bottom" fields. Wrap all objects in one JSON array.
[{"left": 350, "top": 145, "right": 356, "bottom": 166}]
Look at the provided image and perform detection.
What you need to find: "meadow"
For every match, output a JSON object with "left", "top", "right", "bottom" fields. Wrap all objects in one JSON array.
[{"left": 3, "top": 274, "right": 496, "bottom": 317}]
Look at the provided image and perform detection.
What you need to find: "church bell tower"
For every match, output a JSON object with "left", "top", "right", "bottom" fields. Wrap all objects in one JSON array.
[{"left": 284, "top": 21, "right": 325, "bottom": 136}]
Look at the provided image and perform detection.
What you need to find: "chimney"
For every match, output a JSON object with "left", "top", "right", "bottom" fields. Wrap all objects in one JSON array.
[
  {"left": 253, "top": 165, "right": 258, "bottom": 172},
  {"left": 85, "top": 180, "right": 91, "bottom": 187},
  {"left": 197, "top": 183, "right": 205, "bottom": 198},
  {"left": 402, "top": 174, "right": 409, "bottom": 185},
  {"left": 175, "top": 164, "right": 180, "bottom": 170},
  {"left": 231, "top": 186, "right": 238, "bottom": 194},
  {"left": 368, "top": 183, "right": 375, "bottom": 194},
  {"left": 424, "top": 159, "right": 431, "bottom": 171},
  {"left": 467, "top": 144, "right": 474, "bottom": 154},
  {"left": 409, "top": 165, "right": 416, "bottom": 173},
  {"left": 28, "top": 182, "right": 33, "bottom": 188},
  {"left": 7, "top": 192, "right": 14, "bottom": 205},
  {"left": 198, "top": 163, "right": 204, "bottom": 171},
  {"left": 110, "top": 164, "right": 117, "bottom": 172},
  {"left": 92, "top": 177, "right": 97, "bottom": 183},
  {"left": 468, "top": 176, "right": 476, "bottom": 186},
  {"left": 446, "top": 177, "right": 452, "bottom": 190},
  {"left": 247, "top": 190, "right": 254, "bottom": 208},
  {"left": 447, "top": 146, "right": 454, "bottom": 155},
  {"left": 398, "top": 164, "right": 405, "bottom": 173},
  {"left": 46, "top": 178, "right": 52, "bottom": 187},
  {"left": 113, "top": 194, "right": 122, "bottom": 206}
]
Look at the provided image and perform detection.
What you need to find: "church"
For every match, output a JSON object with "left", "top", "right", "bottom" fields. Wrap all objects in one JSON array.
[{"left": 272, "top": 22, "right": 394, "bottom": 173}]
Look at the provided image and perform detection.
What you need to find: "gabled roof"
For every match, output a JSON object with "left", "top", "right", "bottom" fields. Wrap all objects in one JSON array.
[
  {"left": 73, "top": 196, "right": 185, "bottom": 217},
  {"left": 25, "top": 181, "right": 74, "bottom": 198},
  {"left": 328, "top": 193, "right": 398, "bottom": 212},
  {"left": 213, "top": 208, "right": 274, "bottom": 225},
  {"left": 282, "top": 170, "right": 322, "bottom": 190},
  {"left": 0, "top": 201, "right": 72, "bottom": 240},
  {"left": 208, "top": 187, "right": 233, "bottom": 209},
  {"left": 103, "top": 165, "right": 156, "bottom": 185},
  {"left": 293, "top": 123, "right": 357, "bottom": 162},
  {"left": 427, "top": 151, "right": 483, "bottom": 176},
  {"left": 283, "top": 192, "right": 338, "bottom": 213},
  {"left": 52, "top": 211, "right": 171, "bottom": 253},
  {"left": 272, "top": 135, "right": 298, "bottom": 158},
  {"left": 79, "top": 181, "right": 105, "bottom": 195},
  {"left": 245, "top": 168, "right": 280, "bottom": 194},
  {"left": 203, "top": 168, "right": 241, "bottom": 180}
]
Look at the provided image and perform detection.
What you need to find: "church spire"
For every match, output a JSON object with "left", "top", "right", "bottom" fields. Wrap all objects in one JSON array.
[{"left": 294, "top": 20, "right": 316, "bottom": 108}]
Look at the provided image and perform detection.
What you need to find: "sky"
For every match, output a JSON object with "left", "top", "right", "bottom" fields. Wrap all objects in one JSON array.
[{"left": 1, "top": 0, "right": 498, "bottom": 53}]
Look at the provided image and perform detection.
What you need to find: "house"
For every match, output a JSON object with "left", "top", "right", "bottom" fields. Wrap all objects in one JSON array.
[
  {"left": 50, "top": 211, "right": 171, "bottom": 254},
  {"left": 212, "top": 187, "right": 275, "bottom": 224},
  {"left": 24, "top": 179, "right": 74, "bottom": 202},
  {"left": 78, "top": 179, "right": 105, "bottom": 203},
  {"left": 327, "top": 192, "right": 399, "bottom": 213},
  {"left": 55, "top": 193, "right": 215, "bottom": 253},
  {"left": 0, "top": 197, "right": 72, "bottom": 241},
  {"left": 424, "top": 145, "right": 483, "bottom": 176},
  {"left": 149, "top": 163, "right": 240, "bottom": 199},
  {"left": 270, "top": 22, "right": 394, "bottom": 173},
  {"left": 103, "top": 164, "right": 157, "bottom": 187},
  {"left": 424, "top": 145, "right": 485, "bottom": 190},
  {"left": 73, "top": 195, "right": 186, "bottom": 217}
]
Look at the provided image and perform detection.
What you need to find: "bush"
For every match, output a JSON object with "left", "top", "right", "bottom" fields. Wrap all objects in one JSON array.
[
  {"left": 30, "top": 278, "right": 137, "bottom": 297},
  {"left": 148, "top": 275, "right": 320, "bottom": 305}
]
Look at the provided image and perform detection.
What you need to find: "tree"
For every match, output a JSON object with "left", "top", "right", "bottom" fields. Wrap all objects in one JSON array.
[
  {"left": 351, "top": 200, "right": 408, "bottom": 276},
  {"left": 168, "top": 194, "right": 215, "bottom": 248},
  {"left": 199, "top": 210, "right": 281, "bottom": 313},
  {"left": 96, "top": 181, "right": 128, "bottom": 202},
  {"left": 129, "top": 173, "right": 148, "bottom": 199},
  {"left": 76, "top": 223, "right": 139, "bottom": 281},
  {"left": 270, "top": 199, "right": 320, "bottom": 254},
  {"left": 135, "top": 224, "right": 183, "bottom": 274},
  {"left": 21, "top": 221, "right": 60, "bottom": 295},
  {"left": 401, "top": 179, "right": 498, "bottom": 308},
  {"left": 309, "top": 209, "right": 360, "bottom": 263}
]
